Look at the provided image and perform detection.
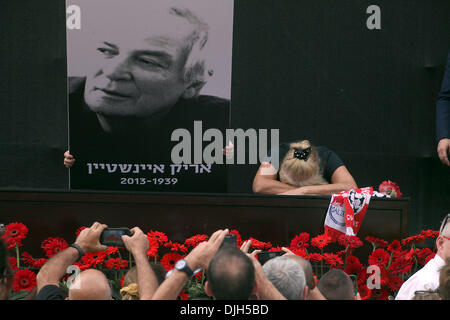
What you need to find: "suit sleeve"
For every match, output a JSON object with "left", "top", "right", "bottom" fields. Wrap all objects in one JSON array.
[{"left": 436, "top": 51, "right": 450, "bottom": 143}]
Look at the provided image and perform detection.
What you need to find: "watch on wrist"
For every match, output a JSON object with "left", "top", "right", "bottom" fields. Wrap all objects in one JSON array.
[
  {"left": 175, "top": 259, "right": 194, "bottom": 278},
  {"left": 70, "top": 243, "right": 85, "bottom": 262}
]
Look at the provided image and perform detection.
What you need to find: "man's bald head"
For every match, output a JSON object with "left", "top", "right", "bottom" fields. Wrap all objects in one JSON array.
[{"left": 69, "top": 269, "right": 111, "bottom": 300}]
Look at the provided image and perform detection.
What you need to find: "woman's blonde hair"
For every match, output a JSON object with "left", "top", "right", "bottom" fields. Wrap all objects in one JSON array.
[
  {"left": 121, "top": 266, "right": 140, "bottom": 300},
  {"left": 279, "top": 140, "right": 329, "bottom": 187}
]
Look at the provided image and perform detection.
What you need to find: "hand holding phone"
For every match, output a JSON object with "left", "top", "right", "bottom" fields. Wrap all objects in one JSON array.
[
  {"left": 220, "top": 234, "right": 237, "bottom": 248},
  {"left": 100, "top": 228, "right": 131, "bottom": 247}
]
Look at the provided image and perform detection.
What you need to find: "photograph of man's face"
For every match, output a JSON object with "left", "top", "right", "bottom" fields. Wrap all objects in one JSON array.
[
  {"left": 83, "top": 6, "right": 204, "bottom": 119},
  {"left": 67, "top": 0, "right": 234, "bottom": 192}
]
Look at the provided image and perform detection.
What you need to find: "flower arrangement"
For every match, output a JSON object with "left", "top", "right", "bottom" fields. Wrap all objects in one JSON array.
[
  {"left": 378, "top": 180, "right": 403, "bottom": 198},
  {"left": 1, "top": 222, "right": 439, "bottom": 300}
]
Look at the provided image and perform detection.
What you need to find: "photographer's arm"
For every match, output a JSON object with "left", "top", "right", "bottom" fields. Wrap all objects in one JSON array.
[
  {"left": 122, "top": 227, "right": 158, "bottom": 300},
  {"left": 36, "top": 222, "right": 107, "bottom": 293},
  {"left": 152, "top": 229, "right": 228, "bottom": 300},
  {"left": 240, "top": 241, "right": 286, "bottom": 300}
]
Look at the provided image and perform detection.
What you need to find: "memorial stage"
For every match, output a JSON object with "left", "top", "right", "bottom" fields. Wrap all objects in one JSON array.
[{"left": 0, "top": 190, "right": 409, "bottom": 261}]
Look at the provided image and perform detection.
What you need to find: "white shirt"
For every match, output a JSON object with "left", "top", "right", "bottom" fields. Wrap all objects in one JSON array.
[{"left": 395, "top": 254, "right": 445, "bottom": 300}]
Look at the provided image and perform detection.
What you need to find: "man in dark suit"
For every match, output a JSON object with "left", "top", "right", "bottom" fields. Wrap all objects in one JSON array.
[{"left": 436, "top": 50, "right": 450, "bottom": 166}]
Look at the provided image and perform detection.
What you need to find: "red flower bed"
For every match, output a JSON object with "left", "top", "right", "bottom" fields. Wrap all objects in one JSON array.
[{"left": 0, "top": 221, "right": 439, "bottom": 300}]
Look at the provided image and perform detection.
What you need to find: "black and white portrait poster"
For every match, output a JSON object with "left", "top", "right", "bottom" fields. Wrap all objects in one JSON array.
[{"left": 66, "top": 0, "right": 234, "bottom": 192}]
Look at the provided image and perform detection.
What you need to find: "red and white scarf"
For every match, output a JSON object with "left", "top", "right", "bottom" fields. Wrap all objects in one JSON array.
[{"left": 324, "top": 187, "right": 387, "bottom": 241}]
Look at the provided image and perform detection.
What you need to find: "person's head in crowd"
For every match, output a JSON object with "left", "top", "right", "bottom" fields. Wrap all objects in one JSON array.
[
  {"left": 82, "top": 0, "right": 212, "bottom": 132},
  {"left": 286, "top": 255, "right": 316, "bottom": 291},
  {"left": 318, "top": 269, "right": 355, "bottom": 300},
  {"left": 121, "top": 262, "right": 166, "bottom": 300},
  {"left": 205, "top": 246, "right": 255, "bottom": 300},
  {"left": 68, "top": 269, "right": 112, "bottom": 300},
  {"left": 437, "top": 214, "right": 450, "bottom": 262},
  {"left": 412, "top": 290, "right": 441, "bottom": 300},
  {"left": 439, "top": 258, "right": 450, "bottom": 300},
  {"left": 262, "top": 256, "right": 308, "bottom": 300},
  {"left": 279, "top": 140, "right": 329, "bottom": 187},
  {"left": 0, "top": 238, "right": 12, "bottom": 300}
]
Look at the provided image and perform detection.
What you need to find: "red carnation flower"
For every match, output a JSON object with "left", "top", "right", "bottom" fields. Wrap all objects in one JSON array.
[
  {"left": 387, "top": 275, "right": 404, "bottom": 291},
  {"left": 41, "top": 237, "right": 69, "bottom": 258},
  {"left": 229, "top": 230, "right": 243, "bottom": 247},
  {"left": 21, "top": 252, "right": 36, "bottom": 267},
  {"left": 164, "top": 241, "right": 188, "bottom": 253},
  {"left": 289, "top": 248, "right": 308, "bottom": 258},
  {"left": 387, "top": 240, "right": 402, "bottom": 253},
  {"left": 33, "top": 258, "right": 48, "bottom": 269},
  {"left": 290, "top": 232, "right": 310, "bottom": 251},
  {"left": 12, "top": 269, "right": 37, "bottom": 292},
  {"left": 388, "top": 256, "right": 413, "bottom": 275},
  {"left": 75, "top": 226, "right": 86, "bottom": 237},
  {"left": 311, "top": 234, "right": 332, "bottom": 249},
  {"left": 358, "top": 284, "right": 372, "bottom": 300},
  {"left": 345, "top": 262, "right": 363, "bottom": 276},
  {"left": 402, "top": 234, "right": 426, "bottom": 246},
  {"left": 104, "top": 258, "right": 128, "bottom": 270},
  {"left": 184, "top": 234, "right": 209, "bottom": 247},
  {"left": 345, "top": 255, "right": 361, "bottom": 267},
  {"left": 160, "top": 252, "right": 183, "bottom": 271},
  {"left": 423, "top": 252, "right": 435, "bottom": 265},
  {"left": 378, "top": 180, "right": 403, "bottom": 198},
  {"left": 1, "top": 222, "right": 28, "bottom": 249},
  {"left": 9, "top": 257, "right": 19, "bottom": 271},
  {"left": 344, "top": 256, "right": 363, "bottom": 275},
  {"left": 337, "top": 235, "right": 363, "bottom": 249},
  {"left": 147, "top": 230, "right": 168, "bottom": 246},
  {"left": 374, "top": 287, "right": 391, "bottom": 300},
  {"left": 323, "top": 253, "right": 344, "bottom": 268},
  {"left": 420, "top": 230, "right": 439, "bottom": 239},
  {"left": 147, "top": 238, "right": 159, "bottom": 259},
  {"left": 416, "top": 248, "right": 433, "bottom": 265},
  {"left": 105, "top": 246, "right": 120, "bottom": 256},
  {"left": 248, "top": 237, "right": 272, "bottom": 250},
  {"left": 308, "top": 253, "right": 323, "bottom": 262},
  {"left": 365, "top": 236, "right": 388, "bottom": 248},
  {"left": 368, "top": 249, "right": 390, "bottom": 267},
  {"left": 81, "top": 251, "right": 107, "bottom": 267},
  {"left": 178, "top": 290, "right": 189, "bottom": 300}
]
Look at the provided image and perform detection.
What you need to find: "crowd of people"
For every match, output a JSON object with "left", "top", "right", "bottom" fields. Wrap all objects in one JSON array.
[{"left": 1, "top": 214, "right": 449, "bottom": 301}]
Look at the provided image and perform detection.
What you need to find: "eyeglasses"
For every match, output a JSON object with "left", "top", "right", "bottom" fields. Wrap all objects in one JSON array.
[{"left": 439, "top": 213, "right": 450, "bottom": 234}]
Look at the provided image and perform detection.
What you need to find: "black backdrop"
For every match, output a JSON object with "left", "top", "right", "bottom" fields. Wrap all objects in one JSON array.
[{"left": 1, "top": 0, "right": 449, "bottom": 234}]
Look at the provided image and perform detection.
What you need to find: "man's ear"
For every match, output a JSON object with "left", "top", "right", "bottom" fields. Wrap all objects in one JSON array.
[
  {"left": 303, "top": 285, "right": 309, "bottom": 300},
  {"left": 181, "top": 81, "right": 206, "bottom": 99},
  {"left": 204, "top": 281, "right": 214, "bottom": 298},
  {"left": 251, "top": 281, "right": 258, "bottom": 295}
]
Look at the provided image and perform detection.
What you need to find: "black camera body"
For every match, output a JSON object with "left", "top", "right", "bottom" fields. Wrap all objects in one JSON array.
[
  {"left": 257, "top": 250, "right": 284, "bottom": 265},
  {"left": 100, "top": 228, "right": 131, "bottom": 247}
]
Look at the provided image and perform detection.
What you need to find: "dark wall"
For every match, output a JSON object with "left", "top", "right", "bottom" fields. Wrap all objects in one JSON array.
[{"left": 1, "top": 1, "right": 449, "bottom": 234}]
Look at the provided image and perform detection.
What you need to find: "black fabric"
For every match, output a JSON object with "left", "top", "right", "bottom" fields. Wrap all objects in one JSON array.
[
  {"left": 36, "top": 284, "right": 65, "bottom": 300},
  {"left": 268, "top": 142, "right": 345, "bottom": 183},
  {"left": 436, "top": 50, "right": 450, "bottom": 142},
  {"left": 68, "top": 77, "right": 230, "bottom": 193}
]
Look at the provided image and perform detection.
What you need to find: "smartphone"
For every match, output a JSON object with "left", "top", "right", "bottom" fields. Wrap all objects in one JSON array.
[
  {"left": 349, "top": 274, "right": 358, "bottom": 296},
  {"left": 257, "top": 250, "right": 284, "bottom": 265},
  {"left": 220, "top": 234, "right": 237, "bottom": 248},
  {"left": 100, "top": 228, "right": 131, "bottom": 247}
]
